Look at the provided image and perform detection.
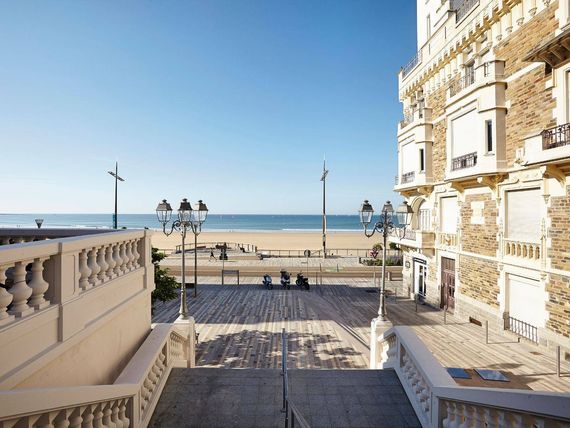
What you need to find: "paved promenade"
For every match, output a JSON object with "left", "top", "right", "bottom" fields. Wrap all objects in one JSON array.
[{"left": 152, "top": 277, "right": 570, "bottom": 392}]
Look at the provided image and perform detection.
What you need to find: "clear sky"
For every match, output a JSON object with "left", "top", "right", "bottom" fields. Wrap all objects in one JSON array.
[{"left": 0, "top": 1, "right": 416, "bottom": 215}]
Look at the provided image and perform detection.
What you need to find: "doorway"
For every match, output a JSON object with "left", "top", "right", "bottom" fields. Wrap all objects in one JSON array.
[
  {"left": 413, "top": 258, "right": 427, "bottom": 301},
  {"left": 441, "top": 257, "right": 455, "bottom": 312}
]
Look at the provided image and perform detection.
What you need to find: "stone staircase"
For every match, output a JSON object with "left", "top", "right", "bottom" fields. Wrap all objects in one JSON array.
[{"left": 149, "top": 368, "right": 420, "bottom": 428}]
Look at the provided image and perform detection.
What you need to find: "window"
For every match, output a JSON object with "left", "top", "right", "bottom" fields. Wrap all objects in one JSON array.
[
  {"left": 486, "top": 120, "right": 493, "bottom": 153},
  {"left": 451, "top": 109, "right": 479, "bottom": 158},
  {"left": 419, "top": 148, "right": 425, "bottom": 172},
  {"left": 440, "top": 197, "right": 458, "bottom": 234},
  {"left": 465, "top": 62, "right": 475, "bottom": 86},
  {"left": 506, "top": 189, "right": 542, "bottom": 242},
  {"left": 426, "top": 15, "right": 431, "bottom": 39},
  {"left": 419, "top": 208, "right": 431, "bottom": 231}
]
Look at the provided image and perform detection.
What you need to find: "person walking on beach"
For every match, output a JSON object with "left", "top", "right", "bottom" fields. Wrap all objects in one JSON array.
[{"left": 209, "top": 249, "right": 215, "bottom": 262}]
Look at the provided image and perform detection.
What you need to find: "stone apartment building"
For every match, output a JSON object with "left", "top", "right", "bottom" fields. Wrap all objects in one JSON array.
[{"left": 393, "top": 0, "right": 570, "bottom": 350}]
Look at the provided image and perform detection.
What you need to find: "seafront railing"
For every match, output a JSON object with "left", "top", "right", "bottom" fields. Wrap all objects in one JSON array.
[
  {"left": 0, "top": 228, "right": 112, "bottom": 246},
  {"left": 0, "top": 322, "right": 195, "bottom": 428},
  {"left": 372, "top": 326, "right": 570, "bottom": 428}
]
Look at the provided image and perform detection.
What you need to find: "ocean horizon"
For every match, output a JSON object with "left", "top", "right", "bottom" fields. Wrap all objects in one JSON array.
[{"left": 0, "top": 213, "right": 364, "bottom": 232}]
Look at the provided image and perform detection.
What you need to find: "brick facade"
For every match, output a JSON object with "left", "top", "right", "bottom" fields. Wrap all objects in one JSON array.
[
  {"left": 427, "top": 85, "right": 447, "bottom": 182},
  {"left": 460, "top": 193, "right": 498, "bottom": 257},
  {"left": 495, "top": 4, "right": 558, "bottom": 167},
  {"left": 458, "top": 255, "right": 499, "bottom": 307},
  {"left": 548, "top": 187, "right": 570, "bottom": 271}
]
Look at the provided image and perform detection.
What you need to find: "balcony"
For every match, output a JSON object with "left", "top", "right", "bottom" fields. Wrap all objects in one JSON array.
[
  {"left": 449, "top": 68, "right": 475, "bottom": 97},
  {"left": 398, "top": 107, "right": 428, "bottom": 132},
  {"left": 401, "top": 51, "right": 422, "bottom": 80},
  {"left": 453, "top": 0, "right": 479, "bottom": 23},
  {"left": 451, "top": 152, "right": 477, "bottom": 171},
  {"left": 522, "top": 122, "right": 570, "bottom": 168},
  {"left": 401, "top": 171, "right": 415, "bottom": 184},
  {"left": 503, "top": 238, "right": 543, "bottom": 267}
]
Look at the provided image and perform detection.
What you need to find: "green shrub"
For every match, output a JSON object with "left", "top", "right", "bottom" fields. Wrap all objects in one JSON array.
[{"left": 151, "top": 248, "right": 178, "bottom": 308}]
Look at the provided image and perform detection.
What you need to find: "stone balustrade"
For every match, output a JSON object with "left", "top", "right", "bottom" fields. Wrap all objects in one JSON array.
[
  {"left": 372, "top": 325, "right": 570, "bottom": 427},
  {"left": 503, "top": 238, "right": 541, "bottom": 261},
  {"left": 0, "top": 231, "right": 144, "bottom": 327},
  {"left": 0, "top": 228, "right": 112, "bottom": 246},
  {"left": 0, "top": 229, "right": 154, "bottom": 389},
  {"left": 0, "top": 322, "right": 195, "bottom": 428}
]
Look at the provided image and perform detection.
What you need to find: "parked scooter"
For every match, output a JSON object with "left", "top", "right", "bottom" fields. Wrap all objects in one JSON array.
[
  {"left": 280, "top": 270, "right": 291, "bottom": 289},
  {"left": 262, "top": 274, "right": 273, "bottom": 290},
  {"left": 295, "top": 273, "right": 310, "bottom": 291}
]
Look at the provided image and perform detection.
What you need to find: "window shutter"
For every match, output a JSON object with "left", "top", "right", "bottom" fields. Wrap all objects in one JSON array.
[
  {"left": 440, "top": 197, "right": 458, "bottom": 233},
  {"left": 506, "top": 189, "right": 542, "bottom": 241}
]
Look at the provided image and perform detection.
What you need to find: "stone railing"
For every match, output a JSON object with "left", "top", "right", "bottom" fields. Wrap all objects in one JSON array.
[
  {"left": 0, "top": 229, "right": 154, "bottom": 389},
  {"left": 0, "top": 230, "right": 144, "bottom": 325},
  {"left": 371, "top": 326, "right": 570, "bottom": 428},
  {"left": 503, "top": 238, "right": 541, "bottom": 261},
  {"left": 0, "top": 228, "right": 111, "bottom": 246},
  {"left": 438, "top": 233, "right": 457, "bottom": 247},
  {"left": 0, "top": 322, "right": 195, "bottom": 428}
]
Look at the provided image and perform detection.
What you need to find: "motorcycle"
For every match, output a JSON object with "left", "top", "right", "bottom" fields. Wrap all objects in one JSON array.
[
  {"left": 295, "top": 273, "right": 310, "bottom": 291},
  {"left": 262, "top": 274, "right": 273, "bottom": 290},
  {"left": 280, "top": 270, "right": 291, "bottom": 289}
]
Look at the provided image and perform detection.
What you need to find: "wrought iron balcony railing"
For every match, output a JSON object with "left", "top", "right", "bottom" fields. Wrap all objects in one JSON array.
[
  {"left": 449, "top": 67, "right": 475, "bottom": 97},
  {"left": 453, "top": 0, "right": 479, "bottom": 23},
  {"left": 399, "top": 107, "right": 425, "bottom": 128},
  {"left": 401, "top": 171, "right": 415, "bottom": 184},
  {"left": 451, "top": 152, "right": 477, "bottom": 171},
  {"left": 541, "top": 122, "right": 570, "bottom": 150},
  {"left": 402, "top": 51, "right": 422, "bottom": 79}
]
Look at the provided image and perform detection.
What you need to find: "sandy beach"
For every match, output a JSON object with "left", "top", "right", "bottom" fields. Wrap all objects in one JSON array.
[{"left": 151, "top": 230, "right": 377, "bottom": 252}]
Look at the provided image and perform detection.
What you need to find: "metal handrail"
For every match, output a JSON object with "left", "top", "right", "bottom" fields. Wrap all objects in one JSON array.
[{"left": 282, "top": 329, "right": 310, "bottom": 428}]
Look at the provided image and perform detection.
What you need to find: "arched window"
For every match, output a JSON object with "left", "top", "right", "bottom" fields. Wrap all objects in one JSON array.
[{"left": 417, "top": 201, "right": 431, "bottom": 231}]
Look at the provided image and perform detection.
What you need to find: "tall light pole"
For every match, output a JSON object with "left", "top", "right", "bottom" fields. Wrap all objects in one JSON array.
[
  {"left": 156, "top": 198, "right": 209, "bottom": 319},
  {"left": 320, "top": 157, "right": 329, "bottom": 258},
  {"left": 108, "top": 162, "right": 125, "bottom": 229},
  {"left": 358, "top": 200, "right": 412, "bottom": 320}
]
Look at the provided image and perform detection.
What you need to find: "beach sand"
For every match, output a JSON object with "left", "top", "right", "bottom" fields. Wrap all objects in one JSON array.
[{"left": 151, "top": 230, "right": 377, "bottom": 252}]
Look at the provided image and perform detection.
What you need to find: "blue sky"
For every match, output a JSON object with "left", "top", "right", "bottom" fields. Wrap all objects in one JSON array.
[{"left": 0, "top": 1, "right": 416, "bottom": 214}]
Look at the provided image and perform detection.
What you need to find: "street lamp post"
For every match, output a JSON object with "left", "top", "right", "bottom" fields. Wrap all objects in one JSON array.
[
  {"left": 189, "top": 200, "right": 209, "bottom": 298},
  {"left": 156, "top": 198, "right": 208, "bottom": 319},
  {"left": 108, "top": 162, "right": 125, "bottom": 229},
  {"left": 358, "top": 200, "right": 412, "bottom": 321}
]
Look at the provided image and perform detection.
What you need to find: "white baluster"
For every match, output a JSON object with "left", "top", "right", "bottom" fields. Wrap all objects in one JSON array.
[
  {"left": 125, "top": 241, "right": 134, "bottom": 271},
  {"left": 8, "top": 261, "right": 34, "bottom": 317},
  {"left": 442, "top": 401, "right": 459, "bottom": 428},
  {"left": 92, "top": 404, "right": 104, "bottom": 428},
  {"left": 87, "top": 247, "right": 100, "bottom": 287},
  {"left": 119, "top": 242, "right": 128, "bottom": 274},
  {"left": 111, "top": 401, "right": 123, "bottom": 428},
  {"left": 81, "top": 405, "right": 94, "bottom": 428},
  {"left": 113, "top": 244, "right": 122, "bottom": 277},
  {"left": 97, "top": 246, "right": 109, "bottom": 283},
  {"left": 78, "top": 250, "right": 92, "bottom": 291},
  {"left": 106, "top": 245, "right": 116, "bottom": 280},
  {"left": 484, "top": 407, "right": 499, "bottom": 428},
  {"left": 119, "top": 399, "right": 130, "bottom": 428},
  {"left": 0, "top": 265, "right": 15, "bottom": 325},
  {"left": 53, "top": 409, "right": 71, "bottom": 428},
  {"left": 68, "top": 408, "right": 83, "bottom": 428},
  {"left": 132, "top": 240, "right": 141, "bottom": 268},
  {"left": 102, "top": 403, "right": 115, "bottom": 428},
  {"left": 29, "top": 258, "right": 50, "bottom": 309}
]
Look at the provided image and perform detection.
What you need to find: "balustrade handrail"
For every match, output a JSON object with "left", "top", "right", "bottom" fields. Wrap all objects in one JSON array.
[
  {"left": 401, "top": 171, "right": 415, "bottom": 184},
  {"left": 0, "top": 228, "right": 116, "bottom": 246},
  {"left": 0, "top": 323, "right": 192, "bottom": 426},
  {"left": 451, "top": 151, "right": 477, "bottom": 171},
  {"left": 541, "top": 122, "right": 570, "bottom": 150},
  {"left": 282, "top": 329, "right": 310, "bottom": 428},
  {"left": 373, "top": 326, "right": 570, "bottom": 427}
]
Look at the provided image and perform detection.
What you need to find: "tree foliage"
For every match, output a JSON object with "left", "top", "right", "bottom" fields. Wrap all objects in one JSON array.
[{"left": 151, "top": 247, "right": 178, "bottom": 307}]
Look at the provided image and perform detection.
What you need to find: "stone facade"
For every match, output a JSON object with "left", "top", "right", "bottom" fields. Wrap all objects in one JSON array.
[
  {"left": 460, "top": 192, "right": 498, "bottom": 257},
  {"left": 458, "top": 255, "right": 499, "bottom": 308},
  {"left": 495, "top": 4, "right": 558, "bottom": 167},
  {"left": 395, "top": 0, "right": 570, "bottom": 348}
]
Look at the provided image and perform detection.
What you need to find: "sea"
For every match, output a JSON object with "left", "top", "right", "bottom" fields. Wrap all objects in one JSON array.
[{"left": 0, "top": 214, "right": 363, "bottom": 232}]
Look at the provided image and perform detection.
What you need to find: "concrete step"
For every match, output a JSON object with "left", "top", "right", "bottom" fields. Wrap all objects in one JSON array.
[{"left": 149, "top": 368, "right": 420, "bottom": 428}]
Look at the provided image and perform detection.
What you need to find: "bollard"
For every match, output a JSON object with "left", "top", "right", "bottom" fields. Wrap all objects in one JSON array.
[
  {"left": 444, "top": 306, "right": 447, "bottom": 325},
  {"left": 485, "top": 320, "right": 489, "bottom": 344},
  {"left": 415, "top": 294, "right": 418, "bottom": 313},
  {"left": 557, "top": 346, "right": 561, "bottom": 378},
  {"left": 394, "top": 289, "right": 397, "bottom": 304}
]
